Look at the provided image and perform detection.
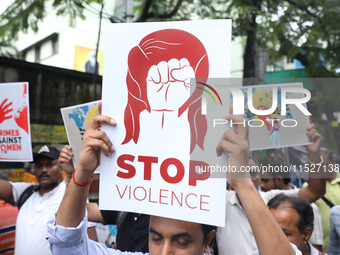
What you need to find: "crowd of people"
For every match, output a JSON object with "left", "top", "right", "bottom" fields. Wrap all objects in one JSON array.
[{"left": 0, "top": 106, "right": 339, "bottom": 255}]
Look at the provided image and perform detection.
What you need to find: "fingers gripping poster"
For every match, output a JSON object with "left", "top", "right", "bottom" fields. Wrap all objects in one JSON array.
[
  {"left": 0, "top": 82, "right": 32, "bottom": 161},
  {"left": 100, "top": 20, "right": 232, "bottom": 226}
]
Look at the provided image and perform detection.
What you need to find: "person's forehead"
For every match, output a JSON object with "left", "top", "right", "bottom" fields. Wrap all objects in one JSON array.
[
  {"left": 270, "top": 204, "right": 299, "bottom": 228},
  {"left": 261, "top": 172, "right": 272, "bottom": 180},
  {"left": 150, "top": 216, "right": 202, "bottom": 237},
  {"left": 35, "top": 156, "right": 56, "bottom": 164}
]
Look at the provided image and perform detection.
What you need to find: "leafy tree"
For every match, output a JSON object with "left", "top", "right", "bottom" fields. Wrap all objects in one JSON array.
[{"left": 0, "top": 0, "right": 103, "bottom": 56}]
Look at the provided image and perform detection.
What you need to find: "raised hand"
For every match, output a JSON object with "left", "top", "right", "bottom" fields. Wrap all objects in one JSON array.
[
  {"left": 305, "top": 122, "right": 322, "bottom": 163},
  {"left": 74, "top": 112, "right": 116, "bottom": 183},
  {"left": 0, "top": 99, "right": 13, "bottom": 124},
  {"left": 58, "top": 145, "right": 75, "bottom": 177},
  {"left": 216, "top": 114, "right": 250, "bottom": 190},
  {"left": 146, "top": 58, "right": 195, "bottom": 110}
]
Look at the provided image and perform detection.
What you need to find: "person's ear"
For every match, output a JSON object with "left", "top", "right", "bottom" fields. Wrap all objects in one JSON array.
[
  {"left": 302, "top": 228, "right": 312, "bottom": 244},
  {"left": 203, "top": 229, "right": 215, "bottom": 253}
]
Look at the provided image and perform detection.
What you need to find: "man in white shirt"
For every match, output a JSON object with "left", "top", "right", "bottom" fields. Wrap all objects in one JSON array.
[
  {"left": 48, "top": 111, "right": 301, "bottom": 255},
  {"left": 217, "top": 122, "right": 325, "bottom": 254},
  {"left": 268, "top": 193, "right": 323, "bottom": 255},
  {"left": 0, "top": 145, "right": 65, "bottom": 255}
]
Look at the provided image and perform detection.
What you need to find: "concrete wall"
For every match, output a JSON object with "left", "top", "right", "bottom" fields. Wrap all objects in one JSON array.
[{"left": 0, "top": 57, "right": 102, "bottom": 125}]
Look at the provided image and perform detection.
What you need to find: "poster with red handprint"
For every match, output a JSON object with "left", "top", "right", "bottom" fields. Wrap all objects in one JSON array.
[
  {"left": 0, "top": 82, "right": 32, "bottom": 161},
  {"left": 100, "top": 20, "right": 231, "bottom": 226}
]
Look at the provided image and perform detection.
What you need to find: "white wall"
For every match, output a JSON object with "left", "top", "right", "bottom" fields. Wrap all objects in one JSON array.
[{"left": 15, "top": 0, "right": 115, "bottom": 70}]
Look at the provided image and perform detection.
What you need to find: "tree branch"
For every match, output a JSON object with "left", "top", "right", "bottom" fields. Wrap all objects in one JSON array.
[
  {"left": 137, "top": 0, "right": 183, "bottom": 22},
  {"left": 137, "top": 0, "right": 153, "bottom": 22}
]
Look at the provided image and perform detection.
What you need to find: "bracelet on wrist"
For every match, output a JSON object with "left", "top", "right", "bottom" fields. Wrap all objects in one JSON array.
[
  {"left": 72, "top": 170, "right": 94, "bottom": 186},
  {"left": 65, "top": 172, "right": 72, "bottom": 178},
  {"left": 308, "top": 156, "right": 324, "bottom": 165}
]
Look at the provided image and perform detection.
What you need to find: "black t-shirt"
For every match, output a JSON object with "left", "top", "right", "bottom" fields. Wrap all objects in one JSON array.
[{"left": 100, "top": 210, "right": 149, "bottom": 253}]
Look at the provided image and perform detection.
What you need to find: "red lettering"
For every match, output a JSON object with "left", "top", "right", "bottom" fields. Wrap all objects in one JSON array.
[
  {"left": 185, "top": 193, "right": 197, "bottom": 209},
  {"left": 0, "top": 144, "right": 22, "bottom": 154},
  {"left": 138, "top": 156, "right": 158, "bottom": 181},
  {"left": 117, "top": 154, "right": 136, "bottom": 179},
  {"left": 160, "top": 158, "right": 184, "bottom": 184},
  {"left": 116, "top": 184, "right": 128, "bottom": 199},
  {"left": 200, "top": 195, "right": 210, "bottom": 211},
  {"left": 148, "top": 188, "right": 157, "bottom": 203},
  {"left": 133, "top": 186, "right": 147, "bottom": 201},
  {"left": 0, "top": 130, "right": 20, "bottom": 136},
  {"left": 171, "top": 191, "right": 183, "bottom": 207},
  {"left": 159, "top": 189, "right": 169, "bottom": 205},
  {"left": 189, "top": 160, "right": 210, "bottom": 186}
]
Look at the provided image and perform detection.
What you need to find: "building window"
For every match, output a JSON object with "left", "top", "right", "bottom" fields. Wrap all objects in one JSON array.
[
  {"left": 35, "top": 44, "right": 41, "bottom": 62},
  {"left": 22, "top": 51, "right": 26, "bottom": 61},
  {"left": 52, "top": 36, "right": 58, "bottom": 54},
  {"left": 287, "top": 58, "right": 294, "bottom": 63}
]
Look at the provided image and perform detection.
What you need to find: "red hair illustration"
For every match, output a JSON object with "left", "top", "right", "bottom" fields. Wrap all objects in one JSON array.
[{"left": 123, "top": 29, "right": 209, "bottom": 154}]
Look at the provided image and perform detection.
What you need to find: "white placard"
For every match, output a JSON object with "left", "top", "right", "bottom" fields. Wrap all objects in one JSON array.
[
  {"left": 61, "top": 101, "right": 99, "bottom": 170},
  {"left": 100, "top": 20, "right": 232, "bottom": 227},
  {"left": 238, "top": 83, "right": 311, "bottom": 150},
  {"left": 0, "top": 82, "right": 32, "bottom": 161}
]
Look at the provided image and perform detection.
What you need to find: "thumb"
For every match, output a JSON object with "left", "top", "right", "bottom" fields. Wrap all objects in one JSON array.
[{"left": 171, "top": 66, "right": 195, "bottom": 82}]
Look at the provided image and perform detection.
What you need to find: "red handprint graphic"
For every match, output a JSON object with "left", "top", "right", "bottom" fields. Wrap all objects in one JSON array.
[{"left": 0, "top": 98, "right": 13, "bottom": 124}]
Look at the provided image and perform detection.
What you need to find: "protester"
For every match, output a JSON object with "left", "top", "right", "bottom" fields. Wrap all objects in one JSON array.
[
  {"left": 59, "top": 144, "right": 149, "bottom": 251},
  {"left": 87, "top": 203, "right": 150, "bottom": 252},
  {"left": 268, "top": 194, "right": 323, "bottom": 255},
  {"left": 0, "top": 172, "right": 18, "bottom": 255},
  {"left": 260, "top": 151, "right": 324, "bottom": 251},
  {"left": 217, "top": 122, "right": 326, "bottom": 255},
  {"left": 47, "top": 111, "right": 301, "bottom": 255},
  {"left": 327, "top": 205, "right": 340, "bottom": 255},
  {"left": 58, "top": 144, "right": 99, "bottom": 242},
  {"left": 304, "top": 147, "right": 340, "bottom": 252},
  {"left": 0, "top": 145, "right": 66, "bottom": 255}
]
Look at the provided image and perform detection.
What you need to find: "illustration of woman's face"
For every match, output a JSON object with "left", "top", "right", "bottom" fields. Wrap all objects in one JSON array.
[{"left": 146, "top": 58, "right": 194, "bottom": 111}]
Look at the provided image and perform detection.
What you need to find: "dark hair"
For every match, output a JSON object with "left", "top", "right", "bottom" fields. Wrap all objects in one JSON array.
[
  {"left": 268, "top": 194, "right": 314, "bottom": 233},
  {"left": 261, "top": 150, "right": 290, "bottom": 183},
  {"left": 201, "top": 224, "right": 217, "bottom": 244}
]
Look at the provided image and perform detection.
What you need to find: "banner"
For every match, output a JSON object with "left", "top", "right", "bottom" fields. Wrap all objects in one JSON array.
[
  {"left": 100, "top": 20, "right": 232, "bottom": 226},
  {"left": 0, "top": 82, "right": 32, "bottom": 161},
  {"left": 61, "top": 101, "right": 99, "bottom": 169}
]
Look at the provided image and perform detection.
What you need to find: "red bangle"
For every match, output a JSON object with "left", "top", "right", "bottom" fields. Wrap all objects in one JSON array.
[
  {"left": 72, "top": 170, "right": 94, "bottom": 186},
  {"left": 65, "top": 172, "right": 72, "bottom": 178}
]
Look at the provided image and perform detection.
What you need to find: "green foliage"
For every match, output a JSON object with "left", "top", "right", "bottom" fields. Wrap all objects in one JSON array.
[{"left": 0, "top": 0, "right": 102, "bottom": 44}]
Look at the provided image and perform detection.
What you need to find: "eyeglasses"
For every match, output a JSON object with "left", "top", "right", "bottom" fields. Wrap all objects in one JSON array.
[{"left": 34, "top": 161, "right": 58, "bottom": 171}]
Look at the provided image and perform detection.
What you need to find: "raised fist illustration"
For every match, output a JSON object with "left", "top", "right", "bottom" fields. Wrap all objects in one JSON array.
[
  {"left": 146, "top": 58, "right": 195, "bottom": 111},
  {"left": 0, "top": 98, "right": 13, "bottom": 124}
]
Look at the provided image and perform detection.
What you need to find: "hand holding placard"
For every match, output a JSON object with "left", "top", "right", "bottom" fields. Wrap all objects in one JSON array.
[
  {"left": 305, "top": 122, "right": 322, "bottom": 163},
  {"left": 216, "top": 114, "right": 250, "bottom": 190},
  {"left": 75, "top": 113, "right": 116, "bottom": 184}
]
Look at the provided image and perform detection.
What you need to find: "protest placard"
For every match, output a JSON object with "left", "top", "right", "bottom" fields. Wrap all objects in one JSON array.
[
  {"left": 61, "top": 101, "right": 99, "bottom": 169},
  {"left": 236, "top": 83, "right": 311, "bottom": 150},
  {"left": 0, "top": 82, "right": 32, "bottom": 161},
  {"left": 100, "top": 20, "right": 232, "bottom": 226}
]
